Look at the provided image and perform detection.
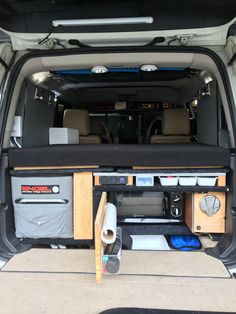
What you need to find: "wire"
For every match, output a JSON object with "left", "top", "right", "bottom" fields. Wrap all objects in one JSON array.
[
  {"left": 55, "top": 41, "right": 66, "bottom": 49},
  {"left": 12, "top": 137, "right": 22, "bottom": 148},
  {"left": 30, "top": 26, "right": 56, "bottom": 50},
  {"left": 38, "top": 26, "right": 55, "bottom": 46},
  {"left": 168, "top": 38, "right": 179, "bottom": 46}
]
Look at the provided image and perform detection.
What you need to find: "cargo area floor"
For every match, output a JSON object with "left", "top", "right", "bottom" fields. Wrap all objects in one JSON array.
[
  {"left": 0, "top": 249, "right": 235, "bottom": 314},
  {"left": 1, "top": 249, "right": 230, "bottom": 278}
]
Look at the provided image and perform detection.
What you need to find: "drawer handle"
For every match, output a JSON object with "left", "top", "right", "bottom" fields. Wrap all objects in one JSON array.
[{"left": 15, "top": 199, "right": 68, "bottom": 204}]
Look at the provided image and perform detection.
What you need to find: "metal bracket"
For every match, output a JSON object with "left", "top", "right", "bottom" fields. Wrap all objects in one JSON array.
[
  {"left": 177, "top": 35, "right": 193, "bottom": 46},
  {"left": 34, "top": 88, "right": 44, "bottom": 101}
]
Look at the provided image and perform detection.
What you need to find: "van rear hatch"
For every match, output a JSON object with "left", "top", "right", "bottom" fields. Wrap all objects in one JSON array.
[{"left": 0, "top": 0, "right": 236, "bottom": 49}]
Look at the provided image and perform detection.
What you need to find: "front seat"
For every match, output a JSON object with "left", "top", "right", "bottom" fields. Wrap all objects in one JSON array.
[
  {"left": 144, "top": 118, "right": 162, "bottom": 144},
  {"left": 150, "top": 108, "right": 190, "bottom": 144},
  {"left": 63, "top": 109, "right": 102, "bottom": 144},
  {"left": 90, "top": 117, "right": 113, "bottom": 143}
]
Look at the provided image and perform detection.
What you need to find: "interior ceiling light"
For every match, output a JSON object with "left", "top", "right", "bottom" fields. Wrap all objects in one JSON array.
[
  {"left": 199, "top": 70, "right": 213, "bottom": 84},
  {"left": 140, "top": 64, "right": 158, "bottom": 72},
  {"left": 91, "top": 66, "right": 108, "bottom": 74},
  {"left": 52, "top": 17, "right": 153, "bottom": 27},
  {"left": 32, "top": 71, "right": 50, "bottom": 83}
]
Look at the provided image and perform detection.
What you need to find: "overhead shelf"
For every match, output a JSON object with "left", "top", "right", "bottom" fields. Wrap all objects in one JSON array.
[{"left": 95, "top": 184, "right": 229, "bottom": 193}]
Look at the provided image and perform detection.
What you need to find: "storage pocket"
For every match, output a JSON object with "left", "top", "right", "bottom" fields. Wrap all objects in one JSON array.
[{"left": 14, "top": 202, "right": 73, "bottom": 238}]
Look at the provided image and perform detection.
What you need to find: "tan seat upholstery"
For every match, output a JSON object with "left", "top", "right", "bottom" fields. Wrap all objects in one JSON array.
[
  {"left": 144, "top": 118, "right": 161, "bottom": 144},
  {"left": 90, "top": 117, "right": 113, "bottom": 143},
  {"left": 150, "top": 108, "right": 190, "bottom": 144},
  {"left": 63, "top": 109, "right": 102, "bottom": 144}
]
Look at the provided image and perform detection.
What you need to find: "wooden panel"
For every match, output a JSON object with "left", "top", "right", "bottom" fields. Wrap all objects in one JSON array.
[
  {"left": 185, "top": 192, "right": 225, "bottom": 233},
  {"left": 14, "top": 166, "right": 98, "bottom": 170},
  {"left": 94, "top": 176, "right": 101, "bottom": 186},
  {"left": 218, "top": 176, "right": 226, "bottom": 187},
  {"left": 73, "top": 172, "right": 93, "bottom": 240},
  {"left": 94, "top": 192, "right": 107, "bottom": 283},
  {"left": 185, "top": 193, "right": 193, "bottom": 231},
  {"left": 127, "top": 176, "right": 133, "bottom": 186}
]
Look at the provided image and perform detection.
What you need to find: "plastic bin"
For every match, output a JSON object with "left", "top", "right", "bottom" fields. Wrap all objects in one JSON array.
[
  {"left": 179, "top": 177, "right": 197, "bottom": 186},
  {"left": 159, "top": 176, "right": 178, "bottom": 186},
  {"left": 197, "top": 177, "right": 217, "bottom": 186}
]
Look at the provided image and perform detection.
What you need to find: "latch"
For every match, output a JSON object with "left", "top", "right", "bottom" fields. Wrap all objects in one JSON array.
[
  {"left": 176, "top": 35, "right": 194, "bottom": 46},
  {"left": 46, "top": 38, "right": 66, "bottom": 49}
]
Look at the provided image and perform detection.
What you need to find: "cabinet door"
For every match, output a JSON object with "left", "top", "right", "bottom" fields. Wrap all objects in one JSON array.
[{"left": 193, "top": 192, "right": 225, "bottom": 233}]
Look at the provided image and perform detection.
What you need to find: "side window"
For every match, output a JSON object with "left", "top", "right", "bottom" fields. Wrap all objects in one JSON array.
[{"left": 12, "top": 79, "right": 56, "bottom": 148}]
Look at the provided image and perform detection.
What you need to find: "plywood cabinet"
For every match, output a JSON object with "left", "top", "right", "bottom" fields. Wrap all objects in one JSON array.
[
  {"left": 185, "top": 192, "right": 226, "bottom": 233},
  {"left": 73, "top": 172, "right": 93, "bottom": 240}
]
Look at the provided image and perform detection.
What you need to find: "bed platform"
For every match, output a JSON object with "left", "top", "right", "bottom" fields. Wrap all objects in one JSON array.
[{"left": 8, "top": 143, "right": 230, "bottom": 168}]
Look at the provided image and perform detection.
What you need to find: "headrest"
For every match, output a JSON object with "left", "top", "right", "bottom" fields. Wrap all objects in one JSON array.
[
  {"left": 63, "top": 109, "right": 90, "bottom": 136},
  {"left": 162, "top": 108, "right": 190, "bottom": 136}
]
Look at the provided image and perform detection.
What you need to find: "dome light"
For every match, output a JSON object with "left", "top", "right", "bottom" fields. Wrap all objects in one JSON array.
[
  {"left": 199, "top": 70, "right": 213, "bottom": 84},
  {"left": 140, "top": 64, "right": 158, "bottom": 72},
  {"left": 91, "top": 66, "right": 108, "bottom": 74}
]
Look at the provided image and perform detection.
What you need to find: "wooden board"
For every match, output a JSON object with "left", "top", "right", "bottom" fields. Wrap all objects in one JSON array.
[
  {"left": 218, "top": 175, "right": 226, "bottom": 187},
  {"left": 185, "top": 193, "right": 194, "bottom": 232},
  {"left": 94, "top": 176, "right": 101, "bottom": 186},
  {"left": 0, "top": 272, "right": 235, "bottom": 314},
  {"left": 185, "top": 192, "right": 226, "bottom": 233},
  {"left": 73, "top": 172, "right": 93, "bottom": 240},
  {"left": 14, "top": 165, "right": 99, "bottom": 170},
  {"left": 127, "top": 176, "right": 133, "bottom": 186},
  {"left": 2, "top": 249, "right": 230, "bottom": 279},
  {"left": 94, "top": 192, "right": 107, "bottom": 283}
]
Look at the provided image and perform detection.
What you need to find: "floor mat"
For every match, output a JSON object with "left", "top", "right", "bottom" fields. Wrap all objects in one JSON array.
[{"left": 2, "top": 249, "right": 230, "bottom": 278}]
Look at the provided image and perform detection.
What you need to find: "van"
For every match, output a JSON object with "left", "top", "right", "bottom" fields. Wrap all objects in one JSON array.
[{"left": 0, "top": 1, "right": 236, "bottom": 313}]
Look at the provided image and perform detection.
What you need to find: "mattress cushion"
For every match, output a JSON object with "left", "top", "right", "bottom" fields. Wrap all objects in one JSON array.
[{"left": 8, "top": 144, "right": 230, "bottom": 168}]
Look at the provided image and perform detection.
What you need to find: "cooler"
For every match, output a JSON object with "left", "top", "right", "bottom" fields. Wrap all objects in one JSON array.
[{"left": 11, "top": 176, "right": 73, "bottom": 238}]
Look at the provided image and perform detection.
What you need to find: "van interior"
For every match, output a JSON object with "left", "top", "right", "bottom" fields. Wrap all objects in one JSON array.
[{"left": 1, "top": 50, "right": 236, "bottom": 287}]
